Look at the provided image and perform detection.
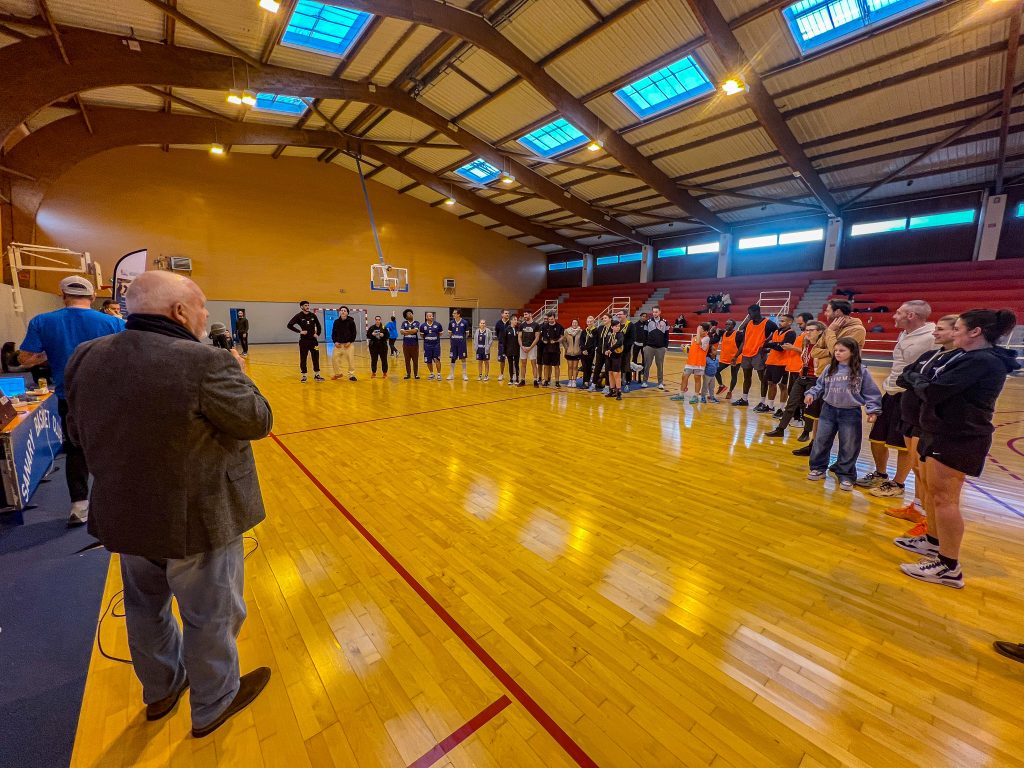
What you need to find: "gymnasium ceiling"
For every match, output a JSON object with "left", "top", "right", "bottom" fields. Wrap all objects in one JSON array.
[{"left": 0, "top": 0, "right": 1022, "bottom": 253}]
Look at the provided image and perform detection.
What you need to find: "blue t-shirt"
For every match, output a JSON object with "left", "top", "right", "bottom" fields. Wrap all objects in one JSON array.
[
  {"left": 385, "top": 320, "right": 398, "bottom": 339},
  {"left": 21, "top": 307, "right": 125, "bottom": 397}
]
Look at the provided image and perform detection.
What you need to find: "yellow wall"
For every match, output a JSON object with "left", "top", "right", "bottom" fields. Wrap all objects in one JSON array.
[{"left": 33, "top": 146, "right": 546, "bottom": 305}]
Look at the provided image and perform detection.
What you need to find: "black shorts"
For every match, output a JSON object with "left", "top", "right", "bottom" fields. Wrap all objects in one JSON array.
[
  {"left": 764, "top": 364, "right": 786, "bottom": 384},
  {"left": 803, "top": 397, "right": 824, "bottom": 421},
  {"left": 869, "top": 393, "right": 906, "bottom": 450},
  {"left": 540, "top": 346, "right": 561, "bottom": 366},
  {"left": 903, "top": 423, "right": 922, "bottom": 440},
  {"left": 918, "top": 431, "right": 991, "bottom": 477},
  {"left": 607, "top": 355, "right": 622, "bottom": 373},
  {"left": 565, "top": 354, "right": 580, "bottom": 361}
]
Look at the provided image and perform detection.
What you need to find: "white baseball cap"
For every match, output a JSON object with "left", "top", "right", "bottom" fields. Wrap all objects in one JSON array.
[{"left": 59, "top": 276, "right": 95, "bottom": 296}]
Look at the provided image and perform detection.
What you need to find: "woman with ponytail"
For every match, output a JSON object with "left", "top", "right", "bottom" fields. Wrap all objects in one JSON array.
[{"left": 894, "top": 309, "right": 1020, "bottom": 588}]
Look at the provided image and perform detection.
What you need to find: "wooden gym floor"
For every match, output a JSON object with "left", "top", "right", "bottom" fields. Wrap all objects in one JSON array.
[{"left": 71, "top": 342, "right": 1024, "bottom": 768}]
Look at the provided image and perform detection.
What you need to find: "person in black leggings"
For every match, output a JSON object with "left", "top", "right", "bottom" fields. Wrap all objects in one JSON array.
[{"left": 503, "top": 315, "right": 521, "bottom": 384}]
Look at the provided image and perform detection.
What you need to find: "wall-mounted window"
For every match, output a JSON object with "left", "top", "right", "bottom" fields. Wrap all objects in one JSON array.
[
  {"left": 518, "top": 119, "right": 589, "bottom": 157},
  {"left": 778, "top": 228, "right": 824, "bottom": 245},
  {"left": 565, "top": 259, "right": 585, "bottom": 269},
  {"left": 687, "top": 242, "right": 720, "bottom": 254},
  {"left": 618, "top": 252, "right": 643, "bottom": 263},
  {"left": 907, "top": 209, "right": 976, "bottom": 230},
  {"left": 1016, "top": 202, "right": 1024, "bottom": 218},
  {"left": 254, "top": 93, "right": 307, "bottom": 115},
  {"left": 657, "top": 247, "right": 687, "bottom": 258},
  {"left": 454, "top": 158, "right": 502, "bottom": 184},
  {"left": 282, "top": 1, "right": 374, "bottom": 58},
  {"left": 547, "top": 262, "right": 566, "bottom": 271},
  {"left": 614, "top": 55, "right": 715, "bottom": 119},
  {"left": 596, "top": 256, "right": 620, "bottom": 266},
  {"left": 849, "top": 209, "right": 977, "bottom": 237},
  {"left": 782, "top": 0, "right": 938, "bottom": 54},
  {"left": 738, "top": 234, "right": 779, "bottom": 250},
  {"left": 850, "top": 218, "right": 907, "bottom": 236}
]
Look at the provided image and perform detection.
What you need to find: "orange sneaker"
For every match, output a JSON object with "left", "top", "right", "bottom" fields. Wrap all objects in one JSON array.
[
  {"left": 903, "top": 521, "right": 928, "bottom": 537},
  {"left": 884, "top": 502, "right": 925, "bottom": 524}
]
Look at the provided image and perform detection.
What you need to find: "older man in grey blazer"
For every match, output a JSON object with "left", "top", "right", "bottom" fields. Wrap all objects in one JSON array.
[{"left": 65, "top": 271, "right": 273, "bottom": 738}]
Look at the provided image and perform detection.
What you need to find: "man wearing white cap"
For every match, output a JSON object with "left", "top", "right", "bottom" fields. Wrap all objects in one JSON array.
[{"left": 18, "top": 275, "right": 125, "bottom": 526}]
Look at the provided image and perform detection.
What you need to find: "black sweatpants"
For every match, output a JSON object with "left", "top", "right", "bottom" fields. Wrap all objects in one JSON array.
[
  {"left": 507, "top": 354, "right": 520, "bottom": 381},
  {"left": 299, "top": 338, "right": 320, "bottom": 374},
  {"left": 580, "top": 353, "right": 593, "bottom": 385},
  {"left": 237, "top": 333, "right": 249, "bottom": 355},
  {"left": 778, "top": 374, "right": 816, "bottom": 429},
  {"left": 388, "top": 338, "right": 397, "bottom": 356},
  {"left": 592, "top": 354, "right": 607, "bottom": 389},
  {"left": 370, "top": 346, "right": 388, "bottom": 374},
  {"left": 58, "top": 397, "right": 89, "bottom": 503}
]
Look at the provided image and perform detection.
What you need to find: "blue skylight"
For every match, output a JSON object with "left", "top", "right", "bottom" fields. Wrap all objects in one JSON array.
[
  {"left": 687, "top": 242, "right": 720, "bottom": 254},
  {"left": 614, "top": 55, "right": 715, "bottom": 119},
  {"left": 657, "top": 247, "right": 686, "bottom": 258},
  {"left": 1017, "top": 202, "right": 1024, "bottom": 218},
  {"left": 518, "top": 119, "right": 589, "bottom": 158},
  {"left": 254, "top": 93, "right": 307, "bottom": 115},
  {"left": 548, "top": 262, "right": 566, "bottom": 271},
  {"left": 738, "top": 235, "right": 779, "bottom": 250},
  {"left": 596, "top": 256, "right": 620, "bottom": 266},
  {"left": 618, "top": 252, "right": 643, "bottom": 263},
  {"left": 565, "top": 259, "right": 585, "bottom": 269},
  {"left": 282, "top": 1, "right": 374, "bottom": 58},
  {"left": 782, "top": 0, "right": 938, "bottom": 54},
  {"left": 908, "top": 209, "right": 976, "bottom": 230},
  {"left": 454, "top": 158, "right": 502, "bottom": 184}
]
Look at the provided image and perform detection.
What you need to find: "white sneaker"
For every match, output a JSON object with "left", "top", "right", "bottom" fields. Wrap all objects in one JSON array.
[
  {"left": 630, "top": 362, "right": 643, "bottom": 372},
  {"left": 900, "top": 557, "right": 963, "bottom": 588},
  {"left": 463, "top": 374, "right": 469, "bottom": 381},
  {"left": 477, "top": 374, "right": 482, "bottom": 380},
  {"left": 641, "top": 382, "right": 648, "bottom": 388},
  {"left": 498, "top": 374, "right": 504, "bottom": 381},
  {"left": 657, "top": 384, "right": 665, "bottom": 390},
  {"left": 893, "top": 535, "right": 939, "bottom": 556},
  {"left": 68, "top": 500, "right": 89, "bottom": 527},
  {"left": 483, "top": 376, "right": 490, "bottom": 382},
  {"left": 446, "top": 374, "right": 454, "bottom": 381},
  {"left": 588, "top": 384, "right": 596, "bottom": 392},
  {"left": 602, "top": 386, "right": 610, "bottom": 394},
  {"left": 427, "top": 373, "right": 435, "bottom": 380}
]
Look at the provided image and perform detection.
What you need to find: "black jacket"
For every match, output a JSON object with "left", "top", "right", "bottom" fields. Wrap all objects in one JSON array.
[
  {"left": 504, "top": 326, "right": 521, "bottom": 356},
  {"left": 495, "top": 318, "right": 511, "bottom": 345},
  {"left": 645, "top": 318, "right": 669, "bottom": 348},
  {"left": 366, "top": 323, "right": 390, "bottom": 350},
  {"left": 907, "top": 346, "right": 1020, "bottom": 437},
  {"left": 235, "top": 317, "right": 249, "bottom": 335},
  {"left": 287, "top": 311, "right": 321, "bottom": 339},
  {"left": 621, "top": 321, "right": 635, "bottom": 350},
  {"left": 633, "top": 321, "right": 648, "bottom": 347},
  {"left": 331, "top": 316, "right": 357, "bottom": 344},
  {"left": 580, "top": 326, "right": 599, "bottom": 356},
  {"left": 897, "top": 349, "right": 954, "bottom": 429}
]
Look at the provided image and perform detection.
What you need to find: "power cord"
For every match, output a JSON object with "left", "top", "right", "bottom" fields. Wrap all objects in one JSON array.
[{"left": 96, "top": 535, "right": 260, "bottom": 665}]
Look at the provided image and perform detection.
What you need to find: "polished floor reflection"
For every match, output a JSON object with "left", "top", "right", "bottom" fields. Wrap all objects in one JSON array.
[{"left": 72, "top": 343, "right": 1024, "bottom": 767}]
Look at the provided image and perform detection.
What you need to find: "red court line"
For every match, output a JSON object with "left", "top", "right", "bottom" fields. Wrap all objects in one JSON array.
[
  {"left": 407, "top": 696, "right": 512, "bottom": 768},
  {"left": 269, "top": 433, "right": 599, "bottom": 768},
  {"left": 276, "top": 392, "right": 550, "bottom": 435}
]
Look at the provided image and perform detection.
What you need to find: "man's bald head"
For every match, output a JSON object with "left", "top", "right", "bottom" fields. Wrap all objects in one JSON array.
[{"left": 127, "top": 271, "right": 208, "bottom": 338}]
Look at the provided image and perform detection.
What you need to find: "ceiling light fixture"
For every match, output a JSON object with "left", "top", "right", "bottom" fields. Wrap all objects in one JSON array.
[
  {"left": 258, "top": 0, "right": 281, "bottom": 11},
  {"left": 210, "top": 143, "right": 225, "bottom": 155},
  {"left": 227, "top": 90, "right": 243, "bottom": 105},
  {"left": 721, "top": 77, "right": 748, "bottom": 96},
  {"left": 241, "top": 90, "right": 257, "bottom": 106},
  {"left": 587, "top": 140, "right": 603, "bottom": 152}
]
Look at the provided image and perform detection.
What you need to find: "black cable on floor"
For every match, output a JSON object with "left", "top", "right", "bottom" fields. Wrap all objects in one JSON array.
[{"left": 95, "top": 536, "right": 260, "bottom": 665}]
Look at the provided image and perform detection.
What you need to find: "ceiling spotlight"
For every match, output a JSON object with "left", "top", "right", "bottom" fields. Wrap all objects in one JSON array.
[
  {"left": 587, "top": 140, "right": 603, "bottom": 152},
  {"left": 721, "top": 78, "right": 748, "bottom": 96},
  {"left": 445, "top": 197, "right": 456, "bottom": 205},
  {"left": 259, "top": 0, "right": 281, "bottom": 11},
  {"left": 241, "top": 90, "right": 257, "bottom": 106},
  {"left": 500, "top": 172, "right": 515, "bottom": 184},
  {"left": 210, "top": 143, "right": 225, "bottom": 155},
  {"left": 227, "top": 90, "right": 243, "bottom": 105}
]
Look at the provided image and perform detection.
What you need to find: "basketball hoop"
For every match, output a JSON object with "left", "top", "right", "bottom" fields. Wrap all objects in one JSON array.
[
  {"left": 383, "top": 277, "right": 400, "bottom": 297},
  {"left": 370, "top": 263, "right": 409, "bottom": 296}
]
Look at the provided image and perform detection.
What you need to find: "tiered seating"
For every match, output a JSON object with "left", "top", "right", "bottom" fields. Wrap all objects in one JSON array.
[
  {"left": 522, "top": 284, "right": 656, "bottom": 324},
  {"left": 820, "top": 260, "right": 1024, "bottom": 347}
]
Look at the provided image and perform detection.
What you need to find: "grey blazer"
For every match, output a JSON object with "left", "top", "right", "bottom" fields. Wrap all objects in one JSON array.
[{"left": 65, "top": 329, "right": 273, "bottom": 559}]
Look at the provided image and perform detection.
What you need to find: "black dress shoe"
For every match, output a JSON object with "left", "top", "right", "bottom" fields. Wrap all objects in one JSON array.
[
  {"left": 792, "top": 444, "right": 812, "bottom": 456},
  {"left": 146, "top": 677, "right": 189, "bottom": 721},
  {"left": 191, "top": 667, "right": 271, "bottom": 739},
  {"left": 993, "top": 641, "right": 1024, "bottom": 664},
  {"left": 765, "top": 428, "right": 786, "bottom": 438}
]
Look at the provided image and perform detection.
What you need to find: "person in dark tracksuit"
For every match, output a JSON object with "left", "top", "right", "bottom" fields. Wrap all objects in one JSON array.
[
  {"left": 286, "top": 300, "right": 323, "bottom": 382},
  {"left": 580, "top": 315, "right": 598, "bottom": 389},
  {"left": 590, "top": 314, "right": 612, "bottom": 392},
  {"left": 631, "top": 312, "right": 648, "bottom": 381},
  {"left": 366, "top": 315, "right": 391, "bottom": 377},
  {"left": 399, "top": 309, "right": 420, "bottom": 379},
  {"left": 495, "top": 310, "right": 511, "bottom": 382},
  {"left": 503, "top": 315, "right": 521, "bottom": 385},
  {"left": 234, "top": 310, "right": 249, "bottom": 357}
]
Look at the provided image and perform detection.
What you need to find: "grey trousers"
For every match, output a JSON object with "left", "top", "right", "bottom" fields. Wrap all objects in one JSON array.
[
  {"left": 642, "top": 345, "right": 666, "bottom": 384},
  {"left": 120, "top": 536, "right": 246, "bottom": 729}
]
